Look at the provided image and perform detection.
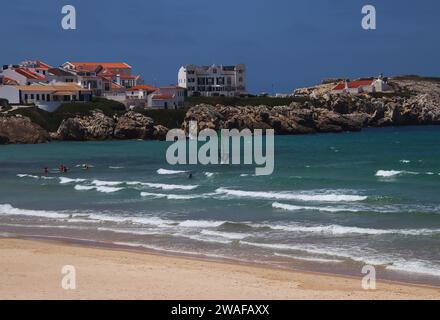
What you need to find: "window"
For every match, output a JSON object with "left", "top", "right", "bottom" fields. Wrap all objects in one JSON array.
[
  {"left": 47, "top": 94, "right": 50, "bottom": 102},
  {"left": 30, "top": 94, "right": 34, "bottom": 99},
  {"left": 42, "top": 94, "right": 45, "bottom": 101},
  {"left": 24, "top": 94, "right": 28, "bottom": 100}
]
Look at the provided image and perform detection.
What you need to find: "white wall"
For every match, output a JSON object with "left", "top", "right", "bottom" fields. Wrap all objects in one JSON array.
[{"left": 0, "top": 86, "right": 20, "bottom": 104}]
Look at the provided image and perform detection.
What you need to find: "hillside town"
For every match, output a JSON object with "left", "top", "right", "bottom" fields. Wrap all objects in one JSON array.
[{"left": 0, "top": 60, "right": 251, "bottom": 112}]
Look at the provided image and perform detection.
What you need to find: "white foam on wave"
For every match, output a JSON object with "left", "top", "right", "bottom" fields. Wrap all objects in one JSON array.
[
  {"left": 375, "top": 170, "right": 420, "bottom": 178},
  {"left": 140, "top": 192, "right": 205, "bottom": 200},
  {"left": 0, "top": 203, "right": 70, "bottom": 219},
  {"left": 59, "top": 177, "right": 86, "bottom": 184},
  {"left": 204, "top": 172, "right": 216, "bottom": 177},
  {"left": 375, "top": 170, "right": 403, "bottom": 177},
  {"left": 273, "top": 252, "right": 343, "bottom": 264},
  {"left": 178, "top": 220, "right": 225, "bottom": 228},
  {"left": 17, "top": 174, "right": 55, "bottom": 180},
  {"left": 91, "top": 179, "right": 123, "bottom": 186},
  {"left": 74, "top": 184, "right": 124, "bottom": 193},
  {"left": 272, "top": 202, "right": 362, "bottom": 213},
  {"left": 130, "top": 182, "right": 198, "bottom": 191},
  {"left": 399, "top": 160, "right": 411, "bottom": 164},
  {"left": 386, "top": 260, "right": 440, "bottom": 277},
  {"left": 109, "top": 166, "right": 124, "bottom": 169},
  {"left": 200, "top": 229, "right": 250, "bottom": 240},
  {"left": 74, "top": 185, "right": 95, "bottom": 191},
  {"left": 215, "top": 188, "right": 367, "bottom": 202},
  {"left": 266, "top": 223, "right": 440, "bottom": 236},
  {"left": 17, "top": 174, "right": 40, "bottom": 179},
  {"left": 157, "top": 168, "right": 187, "bottom": 175}
]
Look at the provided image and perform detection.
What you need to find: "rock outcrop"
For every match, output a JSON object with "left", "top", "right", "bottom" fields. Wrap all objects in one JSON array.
[
  {"left": 153, "top": 125, "right": 169, "bottom": 141},
  {"left": 57, "top": 110, "right": 115, "bottom": 141},
  {"left": 114, "top": 111, "right": 155, "bottom": 139},
  {"left": 0, "top": 115, "right": 49, "bottom": 144},
  {"left": 183, "top": 79, "right": 440, "bottom": 134},
  {"left": 56, "top": 110, "right": 164, "bottom": 141}
]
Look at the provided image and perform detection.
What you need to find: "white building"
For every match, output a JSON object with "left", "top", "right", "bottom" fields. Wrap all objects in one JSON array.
[
  {"left": 0, "top": 66, "right": 46, "bottom": 85},
  {"left": 332, "top": 75, "right": 392, "bottom": 94},
  {"left": 147, "top": 86, "right": 185, "bottom": 109},
  {"left": 178, "top": 64, "right": 246, "bottom": 97},
  {"left": 0, "top": 84, "right": 92, "bottom": 112},
  {"left": 126, "top": 84, "right": 157, "bottom": 100}
]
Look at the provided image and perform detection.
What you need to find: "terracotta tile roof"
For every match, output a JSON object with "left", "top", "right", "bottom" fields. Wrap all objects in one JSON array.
[
  {"left": 152, "top": 93, "right": 174, "bottom": 100},
  {"left": 3, "top": 77, "right": 19, "bottom": 85},
  {"left": 69, "top": 62, "right": 132, "bottom": 69},
  {"left": 128, "top": 84, "right": 157, "bottom": 91},
  {"left": 48, "top": 68, "right": 75, "bottom": 77},
  {"left": 111, "top": 82, "right": 125, "bottom": 90},
  {"left": 15, "top": 68, "right": 45, "bottom": 80},
  {"left": 15, "top": 84, "right": 90, "bottom": 92},
  {"left": 333, "top": 80, "right": 374, "bottom": 91},
  {"left": 119, "top": 74, "right": 139, "bottom": 79}
]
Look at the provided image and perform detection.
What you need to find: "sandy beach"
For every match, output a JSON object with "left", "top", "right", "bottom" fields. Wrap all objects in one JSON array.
[{"left": 0, "top": 238, "right": 438, "bottom": 300}]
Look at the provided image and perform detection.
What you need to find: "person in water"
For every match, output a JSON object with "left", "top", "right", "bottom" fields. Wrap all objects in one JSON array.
[
  {"left": 43, "top": 167, "right": 49, "bottom": 174},
  {"left": 188, "top": 172, "right": 193, "bottom": 179}
]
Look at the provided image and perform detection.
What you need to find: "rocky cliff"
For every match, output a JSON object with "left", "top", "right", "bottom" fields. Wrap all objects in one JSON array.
[
  {"left": 183, "top": 78, "right": 440, "bottom": 134},
  {"left": 0, "top": 115, "right": 50, "bottom": 144}
]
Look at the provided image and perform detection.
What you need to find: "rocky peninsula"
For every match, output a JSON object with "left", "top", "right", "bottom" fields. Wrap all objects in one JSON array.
[{"left": 1, "top": 77, "right": 439, "bottom": 144}]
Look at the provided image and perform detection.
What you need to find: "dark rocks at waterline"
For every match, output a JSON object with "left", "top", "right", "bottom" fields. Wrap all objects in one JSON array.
[{"left": 0, "top": 115, "right": 50, "bottom": 144}]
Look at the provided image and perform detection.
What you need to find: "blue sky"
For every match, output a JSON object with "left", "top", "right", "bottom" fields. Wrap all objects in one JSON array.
[{"left": 1, "top": 0, "right": 439, "bottom": 93}]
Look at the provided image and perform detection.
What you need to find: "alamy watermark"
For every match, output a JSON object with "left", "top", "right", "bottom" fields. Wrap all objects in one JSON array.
[
  {"left": 61, "top": 265, "right": 77, "bottom": 290},
  {"left": 361, "top": 265, "right": 376, "bottom": 290},
  {"left": 362, "top": 5, "right": 376, "bottom": 30},
  {"left": 166, "top": 121, "right": 274, "bottom": 176},
  {"left": 61, "top": 5, "right": 76, "bottom": 30}
]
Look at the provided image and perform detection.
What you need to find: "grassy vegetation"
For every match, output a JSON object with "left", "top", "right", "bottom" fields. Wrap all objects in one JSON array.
[
  {"left": 133, "top": 108, "right": 187, "bottom": 129},
  {"left": 185, "top": 96, "right": 309, "bottom": 107}
]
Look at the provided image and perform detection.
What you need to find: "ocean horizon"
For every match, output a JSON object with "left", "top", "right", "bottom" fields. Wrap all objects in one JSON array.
[{"left": 1, "top": 125, "right": 440, "bottom": 287}]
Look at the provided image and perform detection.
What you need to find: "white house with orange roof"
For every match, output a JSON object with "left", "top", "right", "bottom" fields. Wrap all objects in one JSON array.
[
  {"left": 61, "top": 61, "right": 141, "bottom": 92},
  {"left": 332, "top": 76, "right": 392, "bottom": 94},
  {"left": 20, "top": 60, "right": 52, "bottom": 76},
  {"left": 0, "top": 84, "right": 92, "bottom": 112},
  {"left": 126, "top": 84, "right": 157, "bottom": 100},
  {"left": 147, "top": 86, "right": 185, "bottom": 109},
  {"left": 0, "top": 65, "right": 46, "bottom": 85}
]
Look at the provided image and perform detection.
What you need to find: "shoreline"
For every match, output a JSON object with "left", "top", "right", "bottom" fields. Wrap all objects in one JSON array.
[{"left": 1, "top": 237, "right": 439, "bottom": 300}]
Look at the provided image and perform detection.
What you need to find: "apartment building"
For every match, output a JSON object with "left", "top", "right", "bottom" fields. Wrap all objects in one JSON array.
[{"left": 178, "top": 64, "right": 246, "bottom": 97}]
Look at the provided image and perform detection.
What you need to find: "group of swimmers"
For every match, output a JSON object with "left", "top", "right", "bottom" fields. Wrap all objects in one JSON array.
[{"left": 43, "top": 164, "right": 91, "bottom": 174}]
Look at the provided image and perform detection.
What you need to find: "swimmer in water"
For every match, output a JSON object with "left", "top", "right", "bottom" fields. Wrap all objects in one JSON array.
[{"left": 43, "top": 167, "right": 49, "bottom": 174}]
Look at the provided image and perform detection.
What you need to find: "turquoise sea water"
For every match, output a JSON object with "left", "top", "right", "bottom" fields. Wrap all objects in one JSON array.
[{"left": 1, "top": 126, "right": 440, "bottom": 285}]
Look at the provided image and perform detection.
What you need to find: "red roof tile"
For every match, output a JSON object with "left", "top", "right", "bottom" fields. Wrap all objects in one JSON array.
[
  {"left": 333, "top": 80, "right": 374, "bottom": 91},
  {"left": 15, "top": 68, "right": 45, "bottom": 80},
  {"left": 69, "top": 62, "right": 132, "bottom": 69},
  {"left": 152, "top": 93, "right": 174, "bottom": 100},
  {"left": 128, "top": 84, "right": 157, "bottom": 91}
]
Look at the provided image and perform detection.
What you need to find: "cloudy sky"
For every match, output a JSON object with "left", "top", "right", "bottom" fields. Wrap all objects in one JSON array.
[{"left": 1, "top": 0, "right": 439, "bottom": 93}]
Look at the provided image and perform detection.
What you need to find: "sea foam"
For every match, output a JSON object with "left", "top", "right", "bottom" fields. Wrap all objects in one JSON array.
[{"left": 215, "top": 188, "right": 367, "bottom": 202}]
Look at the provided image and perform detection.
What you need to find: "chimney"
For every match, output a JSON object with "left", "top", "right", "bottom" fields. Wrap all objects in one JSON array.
[{"left": 116, "top": 74, "right": 121, "bottom": 86}]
